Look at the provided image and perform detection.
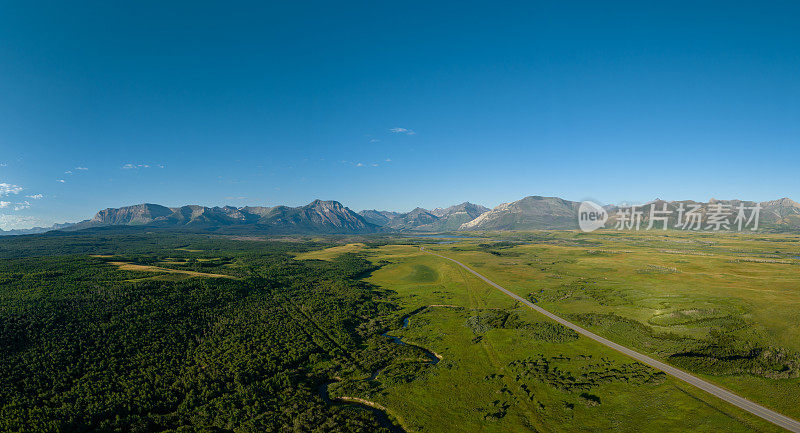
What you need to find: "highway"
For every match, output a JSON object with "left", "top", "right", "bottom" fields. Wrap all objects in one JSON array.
[{"left": 421, "top": 246, "right": 800, "bottom": 432}]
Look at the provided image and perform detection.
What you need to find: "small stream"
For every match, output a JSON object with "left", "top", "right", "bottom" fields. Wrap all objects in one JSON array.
[
  {"left": 380, "top": 313, "right": 440, "bottom": 365},
  {"left": 318, "top": 307, "right": 442, "bottom": 432},
  {"left": 317, "top": 382, "right": 406, "bottom": 433},
  {"left": 381, "top": 332, "right": 440, "bottom": 365}
]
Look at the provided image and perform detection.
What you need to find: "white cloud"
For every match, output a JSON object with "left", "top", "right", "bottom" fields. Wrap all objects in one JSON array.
[
  {"left": 0, "top": 163, "right": 7, "bottom": 167},
  {"left": 390, "top": 127, "right": 416, "bottom": 135},
  {"left": 57, "top": 179, "right": 66, "bottom": 183},
  {"left": 122, "top": 163, "right": 152, "bottom": 170},
  {"left": 385, "top": 158, "right": 392, "bottom": 162},
  {"left": 0, "top": 214, "right": 43, "bottom": 230},
  {"left": 0, "top": 200, "right": 31, "bottom": 211},
  {"left": 75, "top": 166, "right": 88, "bottom": 170},
  {"left": 371, "top": 163, "right": 379, "bottom": 167},
  {"left": 26, "top": 194, "right": 43, "bottom": 199},
  {"left": 356, "top": 162, "right": 365, "bottom": 167},
  {"left": 0, "top": 183, "right": 23, "bottom": 196},
  {"left": 65, "top": 170, "right": 73, "bottom": 174}
]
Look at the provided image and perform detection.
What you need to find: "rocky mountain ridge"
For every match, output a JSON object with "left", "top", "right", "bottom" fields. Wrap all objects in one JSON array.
[
  {"left": 69, "top": 199, "right": 378, "bottom": 234},
  {"left": 4, "top": 196, "right": 799, "bottom": 236},
  {"left": 359, "top": 202, "right": 490, "bottom": 232}
]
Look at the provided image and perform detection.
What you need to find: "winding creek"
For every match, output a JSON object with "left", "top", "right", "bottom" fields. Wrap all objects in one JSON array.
[
  {"left": 382, "top": 312, "right": 442, "bottom": 366},
  {"left": 318, "top": 305, "right": 453, "bottom": 432}
]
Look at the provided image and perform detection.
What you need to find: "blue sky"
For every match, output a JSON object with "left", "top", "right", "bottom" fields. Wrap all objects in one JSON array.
[{"left": 1, "top": 1, "right": 798, "bottom": 229}]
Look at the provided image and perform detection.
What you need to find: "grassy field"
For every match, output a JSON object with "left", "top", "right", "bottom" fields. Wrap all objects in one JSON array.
[
  {"left": 426, "top": 231, "right": 800, "bottom": 420},
  {"left": 298, "top": 232, "right": 800, "bottom": 432},
  {"left": 3, "top": 231, "right": 797, "bottom": 432}
]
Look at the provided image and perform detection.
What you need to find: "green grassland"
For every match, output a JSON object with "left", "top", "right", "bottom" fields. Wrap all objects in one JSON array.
[
  {"left": 413, "top": 231, "right": 800, "bottom": 424},
  {"left": 302, "top": 240, "right": 788, "bottom": 432},
  {"left": 0, "top": 230, "right": 798, "bottom": 432}
]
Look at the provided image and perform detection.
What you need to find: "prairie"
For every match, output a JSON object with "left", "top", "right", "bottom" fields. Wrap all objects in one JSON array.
[{"left": 301, "top": 230, "right": 800, "bottom": 431}]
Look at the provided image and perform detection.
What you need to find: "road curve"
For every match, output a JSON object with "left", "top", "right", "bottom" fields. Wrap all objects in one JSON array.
[{"left": 420, "top": 246, "right": 800, "bottom": 432}]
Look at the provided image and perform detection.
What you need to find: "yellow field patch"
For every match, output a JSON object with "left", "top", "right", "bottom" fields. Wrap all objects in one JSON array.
[
  {"left": 108, "top": 262, "right": 234, "bottom": 279},
  {"left": 294, "top": 243, "right": 367, "bottom": 261}
]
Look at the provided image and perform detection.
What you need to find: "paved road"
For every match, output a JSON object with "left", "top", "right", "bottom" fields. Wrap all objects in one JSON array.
[{"left": 420, "top": 246, "right": 800, "bottom": 432}]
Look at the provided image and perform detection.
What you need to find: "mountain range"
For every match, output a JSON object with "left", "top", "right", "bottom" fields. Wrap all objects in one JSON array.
[
  {"left": 360, "top": 202, "right": 490, "bottom": 232},
  {"left": 3, "top": 196, "right": 800, "bottom": 236},
  {"left": 0, "top": 222, "right": 75, "bottom": 236}
]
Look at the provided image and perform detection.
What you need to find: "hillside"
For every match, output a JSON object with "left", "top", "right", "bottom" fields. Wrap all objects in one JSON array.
[
  {"left": 461, "top": 196, "right": 580, "bottom": 230},
  {"left": 386, "top": 207, "right": 440, "bottom": 231},
  {"left": 358, "top": 209, "right": 401, "bottom": 226}
]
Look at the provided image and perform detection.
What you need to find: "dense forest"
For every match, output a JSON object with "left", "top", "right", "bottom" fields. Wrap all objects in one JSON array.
[{"left": 0, "top": 233, "right": 414, "bottom": 432}]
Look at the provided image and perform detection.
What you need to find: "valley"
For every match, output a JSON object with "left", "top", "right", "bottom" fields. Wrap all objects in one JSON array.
[
  {"left": 2, "top": 230, "right": 797, "bottom": 431},
  {"left": 4, "top": 3, "right": 796, "bottom": 432}
]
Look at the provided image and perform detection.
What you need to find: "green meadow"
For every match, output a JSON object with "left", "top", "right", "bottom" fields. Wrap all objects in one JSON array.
[
  {"left": 300, "top": 231, "right": 800, "bottom": 432},
  {"left": 1, "top": 231, "right": 797, "bottom": 432}
]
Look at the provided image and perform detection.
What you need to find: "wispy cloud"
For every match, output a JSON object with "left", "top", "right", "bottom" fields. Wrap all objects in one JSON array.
[
  {"left": 123, "top": 163, "right": 164, "bottom": 170},
  {"left": 0, "top": 183, "right": 23, "bottom": 196},
  {"left": 342, "top": 160, "right": 383, "bottom": 168},
  {"left": 56, "top": 179, "right": 66, "bottom": 183},
  {"left": 0, "top": 214, "right": 43, "bottom": 230},
  {"left": 0, "top": 163, "right": 7, "bottom": 167},
  {"left": 123, "top": 163, "right": 149, "bottom": 169},
  {"left": 26, "top": 194, "right": 43, "bottom": 199},
  {"left": 0, "top": 200, "right": 31, "bottom": 211},
  {"left": 390, "top": 127, "right": 416, "bottom": 135},
  {"left": 385, "top": 158, "right": 392, "bottom": 162},
  {"left": 64, "top": 166, "right": 88, "bottom": 176}
]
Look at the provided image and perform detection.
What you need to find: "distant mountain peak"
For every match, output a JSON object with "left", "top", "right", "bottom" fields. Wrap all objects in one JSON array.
[
  {"left": 763, "top": 197, "right": 800, "bottom": 208},
  {"left": 79, "top": 199, "right": 377, "bottom": 234},
  {"left": 460, "top": 196, "right": 580, "bottom": 230},
  {"left": 431, "top": 202, "right": 490, "bottom": 218},
  {"left": 358, "top": 209, "right": 400, "bottom": 226},
  {"left": 11, "top": 195, "right": 800, "bottom": 237}
]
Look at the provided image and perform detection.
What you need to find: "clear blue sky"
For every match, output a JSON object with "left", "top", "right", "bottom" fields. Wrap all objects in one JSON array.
[{"left": 1, "top": 1, "right": 798, "bottom": 229}]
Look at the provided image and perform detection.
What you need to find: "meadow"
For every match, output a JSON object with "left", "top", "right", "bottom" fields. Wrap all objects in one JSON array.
[
  {"left": 0, "top": 230, "right": 797, "bottom": 432},
  {"left": 297, "top": 234, "right": 797, "bottom": 432},
  {"left": 429, "top": 230, "right": 800, "bottom": 420}
]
